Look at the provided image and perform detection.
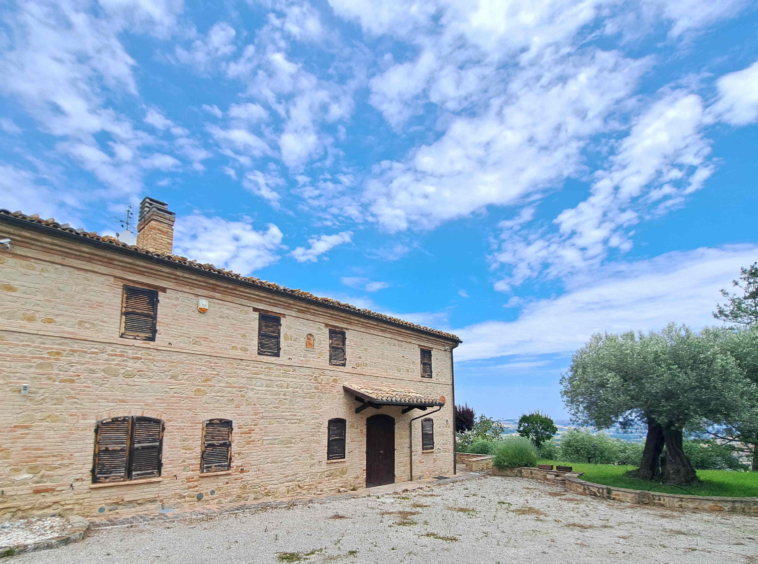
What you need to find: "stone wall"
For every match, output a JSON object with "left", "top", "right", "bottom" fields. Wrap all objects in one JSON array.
[
  {"left": 455, "top": 453, "right": 494, "bottom": 472},
  {"left": 0, "top": 226, "right": 457, "bottom": 521}
]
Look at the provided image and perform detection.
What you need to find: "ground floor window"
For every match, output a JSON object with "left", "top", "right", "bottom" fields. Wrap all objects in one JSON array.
[
  {"left": 202, "top": 419, "right": 233, "bottom": 472},
  {"left": 327, "top": 418, "right": 346, "bottom": 460},
  {"left": 92, "top": 416, "right": 164, "bottom": 483},
  {"left": 422, "top": 418, "right": 434, "bottom": 451}
]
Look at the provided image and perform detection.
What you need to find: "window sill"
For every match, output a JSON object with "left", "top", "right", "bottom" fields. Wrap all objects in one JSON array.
[
  {"left": 326, "top": 459, "right": 346, "bottom": 464},
  {"left": 90, "top": 477, "right": 162, "bottom": 489},
  {"left": 422, "top": 449, "right": 435, "bottom": 454},
  {"left": 200, "top": 470, "right": 233, "bottom": 477}
]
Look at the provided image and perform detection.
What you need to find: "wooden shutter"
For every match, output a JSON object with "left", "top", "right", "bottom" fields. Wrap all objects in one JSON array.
[
  {"left": 257, "top": 314, "right": 281, "bottom": 357},
  {"left": 92, "top": 417, "right": 131, "bottom": 483},
  {"left": 202, "top": 419, "right": 233, "bottom": 473},
  {"left": 420, "top": 349, "right": 433, "bottom": 378},
  {"left": 121, "top": 286, "right": 158, "bottom": 341},
  {"left": 129, "top": 417, "right": 163, "bottom": 479},
  {"left": 327, "top": 418, "right": 346, "bottom": 460},
  {"left": 329, "top": 329, "right": 346, "bottom": 366},
  {"left": 422, "top": 418, "right": 434, "bottom": 451}
]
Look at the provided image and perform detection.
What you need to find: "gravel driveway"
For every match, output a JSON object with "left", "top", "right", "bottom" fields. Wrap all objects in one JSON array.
[{"left": 12, "top": 476, "right": 757, "bottom": 563}]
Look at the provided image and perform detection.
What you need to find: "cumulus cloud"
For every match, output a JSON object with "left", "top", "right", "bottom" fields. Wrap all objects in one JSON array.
[
  {"left": 290, "top": 231, "right": 353, "bottom": 262},
  {"left": 174, "top": 22, "right": 237, "bottom": 72},
  {"left": 710, "top": 59, "right": 758, "bottom": 126},
  {"left": 173, "top": 214, "right": 284, "bottom": 274},
  {"left": 457, "top": 245, "right": 758, "bottom": 361}
]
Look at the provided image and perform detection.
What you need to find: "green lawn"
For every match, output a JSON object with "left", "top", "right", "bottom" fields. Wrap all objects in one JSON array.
[{"left": 539, "top": 460, "right": 758, "bottom": 497}]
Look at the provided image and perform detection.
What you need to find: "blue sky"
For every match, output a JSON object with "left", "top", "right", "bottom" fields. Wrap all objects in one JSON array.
[{"left": 1, "top": 0, "right": 757, "bottom": 420}]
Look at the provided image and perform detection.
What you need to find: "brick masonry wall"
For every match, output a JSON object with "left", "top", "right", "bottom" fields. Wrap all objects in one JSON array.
[{"left": 0, "top": 227, "right": 457, "bottom": 521}]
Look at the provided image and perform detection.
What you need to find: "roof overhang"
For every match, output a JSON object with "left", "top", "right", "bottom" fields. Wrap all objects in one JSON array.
[{"left": 343, "top": 384, "right": 445, "bottom": 414}]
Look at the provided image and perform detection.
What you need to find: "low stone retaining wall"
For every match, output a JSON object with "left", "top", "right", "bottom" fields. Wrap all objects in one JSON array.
[
  {"left": 564, "top": 475, "right": 758, "bottom": 514},
  {"left": 489, "top": 466, "right": 758, "bottom": 514},
  {"left": 456, "top": 453, "right": 494, "bottom": 472}
]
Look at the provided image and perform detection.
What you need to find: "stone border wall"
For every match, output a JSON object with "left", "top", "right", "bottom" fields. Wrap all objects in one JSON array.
[
  {"left": 489, "top": 466, "right": 758, "bottom": 514},
  {"left": 455, "top": 453, "right": 494, "bottom": 472}
]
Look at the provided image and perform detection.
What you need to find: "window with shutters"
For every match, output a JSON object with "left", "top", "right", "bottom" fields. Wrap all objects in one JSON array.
[
  {"left": 120, "top": 285, "right": 159, "bottom": 341},
  {"left": 420, "top": 348, "right": 433, "bottom": 378},
  {"left": 421, "top": 418, "right": 434, "bottom": 451},
  {"left": 92, "top": 416, "right": 164, "bottom": 483},
  {"left": 257, "top": 314, "right": 281, "bottom": 357},
  {"left": 327, "top": 418, "right": 346, "bottom": 460},
  {"left": 329, "top": 329, "right": 346, "bottom": 366},
  {"left": 201, "top": 419, "right": 233, "bottom": 473}
]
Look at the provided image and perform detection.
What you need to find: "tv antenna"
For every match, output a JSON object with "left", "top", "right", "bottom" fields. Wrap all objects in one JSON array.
[{"left": 116, "top": 205, "right": 136, "bottom": 234}]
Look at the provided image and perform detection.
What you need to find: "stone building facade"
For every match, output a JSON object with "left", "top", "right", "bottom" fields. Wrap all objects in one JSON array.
[{"left": 0, "top": 199, "right": 460, "bottom": 521}]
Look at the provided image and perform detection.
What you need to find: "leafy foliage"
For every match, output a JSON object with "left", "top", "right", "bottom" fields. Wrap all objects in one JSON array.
[
  {"left": 714, "top": 262, "right": 758, "bottom": 327},
  {"left": 456, "top": 414, "right": 504, "bottom": 449},
  {"left": 466, "top": 439, "right": 498, "bottom": 455},
  {"left": 559, "top": 429, "right": 620, "bottom": 464},
  {"left": 454, "top": 403, "right": 475, "bottom": 433},
  {"left": 517, "top": 411, "right": 558, "bottom": 447},
  {"left": 683, "top": 440, "right": 747, "bottom": 471},
  {"left": 538, "top": 439, "right": 560, "bottom": 460},
  {"left": 493, "top": 436, "right": 538, "bottom": 469}
]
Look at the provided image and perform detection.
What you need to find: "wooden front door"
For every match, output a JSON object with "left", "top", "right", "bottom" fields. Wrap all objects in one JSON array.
[{"left": 366, "top": 414, "right": 395, "bottom": 488}]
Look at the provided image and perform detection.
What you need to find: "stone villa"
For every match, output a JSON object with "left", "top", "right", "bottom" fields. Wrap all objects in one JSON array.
[{"left": 0, "top": 198, "right": 460, "bottom": 521}]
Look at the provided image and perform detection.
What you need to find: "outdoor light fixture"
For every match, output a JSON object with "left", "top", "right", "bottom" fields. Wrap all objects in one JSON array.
[
  {"left": 0, "top": 238, "right": 11, "bottom": 250},
  {"left": 21, "top": 384, "right": 29, "bottom": 395},
  {"left": 197, "top": 299, "right": 209, "bottom": 313}
]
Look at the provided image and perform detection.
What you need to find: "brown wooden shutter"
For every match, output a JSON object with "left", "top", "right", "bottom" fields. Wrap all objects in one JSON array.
[
  {"left": 329, "top": 329, "right": 346, "bottom": 366},
  {"left": 202, "top": 419, "right": 233, "bottom": 472},
  {"left": 121, "top": 286, "right": 158, "bottom": 341},
  {"left": 257, "top": 314, "right": 281, "bottom": 357},
  {"left": 92, "top": 417, "right": 131, "bottom": 483},
  {"left": 422, "top": 418, "right": 434, "bottom": 451},
  {"left": 327, "top": 418, "right": 346, "bottom": 460},
  {"left": 129, "top": 417, "right": 163, "bottom": 479},
  {"left": 420, "top": 348, "right": 433, "bottom": 378}
]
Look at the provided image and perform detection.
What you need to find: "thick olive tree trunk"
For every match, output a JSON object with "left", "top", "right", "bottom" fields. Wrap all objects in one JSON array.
[
  {"left": 631, "top": 421, "right": 665, "bottom": 480},
  {"left": 660, "top": 427, "right": 699, "bottom": 485}
]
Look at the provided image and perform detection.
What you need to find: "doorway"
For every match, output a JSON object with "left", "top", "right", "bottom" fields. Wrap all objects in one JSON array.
[{"left": 366, "top": 414, "right": 395, "bottom": 487}]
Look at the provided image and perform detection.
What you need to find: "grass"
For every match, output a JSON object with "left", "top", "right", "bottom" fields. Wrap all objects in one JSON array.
[
  {"left": 540, "top": 460, "right": 758, "bottom": 497},
  {"left": 277, "top": 549, "right": 324, "bottom": 562}
]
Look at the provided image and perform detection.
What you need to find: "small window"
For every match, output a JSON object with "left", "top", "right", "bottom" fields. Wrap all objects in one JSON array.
[
  {"left": 202, "top": 419, "right": 233, "bottom": 473},
  {"left": 258, "top": 314, "right": 281, "bottom": 357},
  {"left": 121, "top": 286, "right": 159, "bottom": 341},
  {"left": 329, "top": 329, "right": 346, "bottom": 366},
  {"left": 92, "top": 416, "right": 164, "bottom": 483},
  {"left": 422, "top": 418, "right": 434, "bottom": 451},
  {"left": 420, "top": 348, "right": 433, "bottom": 378},
  {"left": 327, "top": 418, "right": 346, "bottom": 460}
]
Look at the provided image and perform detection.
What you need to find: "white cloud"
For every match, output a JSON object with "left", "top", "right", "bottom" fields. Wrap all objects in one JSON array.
[
  {"left": 141, "top": 153, "right": 181, "bottom": 171},
  {"left": 175, "top": 22, "right": 237, "bottom": 72},
  {"left": 207, "top": 125, "right": 271, "bottom": 157},
  {"left": 456, "top": 245, "right": 758, "bottom": 361},
  {"left": 710, "top": 59, "right": 758, "bottom": 126},
  {"left": 0, "top": 119, "right": 21, "bottom": 134},
  {"left": 228, "top": 103, "right": 269, "bottom": 123},
  {"left": 144, "top": 108, "right": 189, "bottom": 136},
  {"left": 97, "top": 0, "right": 185, "bottom": 33},
  {"left": 242, "top": 171, "right": 284, "bottom": 206},
  {"left": 341, "top": 276, "right": 390, "bottom": 292},
  {"left": 458, "top": 289, "right": 469, "bottom": 298},
  {"left": 641, "top": 0, "right": 748, "bottom": 38},
  {"left": 277, "top": 2, "right": 324, "bottom": 41},
  {"left": 173, "top": 213, "right": 284, "bottom": 274},
  {"left": 290, "top": 231, "right": 353, "bottom": 262},
  {"left": 202, "top": 104, "right": 223, "bottom": 118},
  {"left": 0, "top": 164, "right": 83, "bottom": 222},
  {"left": 366, "top": 281, "right": 390, "bottom": 292}
]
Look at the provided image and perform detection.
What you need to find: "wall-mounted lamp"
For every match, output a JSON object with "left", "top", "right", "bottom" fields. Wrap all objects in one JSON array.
[
  {"left": 21, "top": 384, "right": 29, "bottom": 395},
  {"left": 197, "top": 299, "right": 209, "bottom": 313},
  {"left": 0, "top": 238, "right": 11, "bottom": 250}
]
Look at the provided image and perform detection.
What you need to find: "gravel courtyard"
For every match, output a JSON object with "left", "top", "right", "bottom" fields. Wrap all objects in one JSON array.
[{"left": 13, "top": 476, "right": 758, "bottom": 564}]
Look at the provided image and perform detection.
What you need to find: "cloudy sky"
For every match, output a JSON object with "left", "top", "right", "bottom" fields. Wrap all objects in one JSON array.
[{"left": 2, "top": 0, "right": 757, "bottom": 420}]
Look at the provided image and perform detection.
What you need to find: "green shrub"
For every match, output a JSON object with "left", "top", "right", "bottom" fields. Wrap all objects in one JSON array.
[
  {"left": 493, "top": 436, "right": 538, "bottom": 469},
  {"left": 616, "top": 441, "right": 644, "bottom": 466},
  {"left": 559, "top": 429, "right": 619, "bottom": 464},
  {"left": 682, "top": 440, "right": 746, "bottom": 471},
  {"left": 467, "top": 440, "right": 497, "bottom": 455},
  {"left": 538, "top": 438, "right": 560, "bottom": 460}
]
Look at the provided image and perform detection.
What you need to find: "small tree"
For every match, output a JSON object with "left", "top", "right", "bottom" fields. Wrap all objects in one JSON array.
[
  {"left": 517, "top": 411, "right": 558, "bottom": 448},
  {"left": 455, "top": 403, "right": 475, "bottom": 433},
  {"left": 714, "top": 262, "right": 758, "bottom": 326}
]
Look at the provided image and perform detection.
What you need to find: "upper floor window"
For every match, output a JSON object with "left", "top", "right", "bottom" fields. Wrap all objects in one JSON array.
[
  {"left": 258, "top": 314, "right": 281, "bottom": 357},
  {"left": 121, "top": 286, "right": 158, "bottom": 341},
  {"left": 422, "top": 418, "right": 434, "bottom": 451},
  {"left": 420, "top": 348, "right": 433, "bottom": 378},
  {"left": 202, "top": 419, "right": 233, "bottom": 473},
  {"left": 329, "top": 329, "right": 346, "bottom": 366},
  {"left": 92, "top": 416, "right": 164, "bottom": 483},
  {"left": 327, "top": 418, "right": 346, "bottom": 460}
]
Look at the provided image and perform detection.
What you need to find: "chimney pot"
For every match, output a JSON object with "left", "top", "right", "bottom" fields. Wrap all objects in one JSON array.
[{"left": 136, "top": 197, "right": 175, "bottom": 255}]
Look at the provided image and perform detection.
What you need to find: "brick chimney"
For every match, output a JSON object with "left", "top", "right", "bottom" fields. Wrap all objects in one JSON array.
[{"left": 136, "top": 197, "right": 175, "bottom": 255}]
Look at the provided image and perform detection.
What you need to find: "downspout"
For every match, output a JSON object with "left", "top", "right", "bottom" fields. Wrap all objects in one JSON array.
[
  {"left": 409, "top": 405, "right": 443, "bottom": 482},
  {"left": 450, "top": 346, "right": 457, "bottom": 475}
]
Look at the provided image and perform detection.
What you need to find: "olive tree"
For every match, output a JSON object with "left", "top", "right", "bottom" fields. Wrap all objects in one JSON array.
[
  {"left": 561, "top": 324, "right": 758, "bottom": 485},
  {"left": 517, "top": 411, "right": 558, "bottom": 448}
]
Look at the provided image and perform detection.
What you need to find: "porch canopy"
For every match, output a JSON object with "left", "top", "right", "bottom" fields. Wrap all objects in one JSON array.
[{"left": 343, "top": 383, "right": 445, "bottom": 414}]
